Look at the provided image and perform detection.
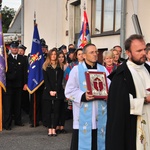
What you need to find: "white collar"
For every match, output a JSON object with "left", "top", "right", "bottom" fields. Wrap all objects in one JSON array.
[{"left": 11, "top": 54, "right": 18, "bottom": 58}]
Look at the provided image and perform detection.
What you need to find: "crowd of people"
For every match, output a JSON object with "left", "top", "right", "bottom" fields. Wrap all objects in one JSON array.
[{"left": 2, "top": 34, "right": 150, "bottom": 150}]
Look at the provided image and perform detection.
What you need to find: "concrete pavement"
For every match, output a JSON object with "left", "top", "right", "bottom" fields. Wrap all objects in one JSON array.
[{"left": 0, "top": 113, "right": 72, "bottom": 150}]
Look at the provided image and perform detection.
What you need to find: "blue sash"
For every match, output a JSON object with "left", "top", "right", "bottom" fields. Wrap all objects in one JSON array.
[
  {"left": 78, "top": 62, "right": 107, "bottom": 150},
  {"left": 97, "top": 65, "right": 107, "bottom": 150}
]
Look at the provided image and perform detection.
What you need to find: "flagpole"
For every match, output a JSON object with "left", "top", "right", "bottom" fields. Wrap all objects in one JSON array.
[
  {"left": 34, "top": 11, "right": 36, "bottom": 25},
  {"left": 33, "top": 11, "right": 37, "bottom": 127},
  {"left": 0, "top": 0, "right": 2, "bottom": 132},
  {"left": 83, "top": 1, "right": 86, "bottom": 10},
  {"left": 33, "top": 92, "right": 36, "bottom": 127},
  {"left": 0, "top": 87, "right": 2, "bottom": 131}
]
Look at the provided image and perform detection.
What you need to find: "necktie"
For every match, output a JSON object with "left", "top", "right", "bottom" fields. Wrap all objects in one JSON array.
[{"left": 14, "top": 55, "right": 17, "bottom": 60}]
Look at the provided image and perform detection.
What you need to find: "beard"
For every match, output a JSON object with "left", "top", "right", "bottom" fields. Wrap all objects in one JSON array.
[{"left": 130, "top": 56, "right": 146, "bottom": 65}]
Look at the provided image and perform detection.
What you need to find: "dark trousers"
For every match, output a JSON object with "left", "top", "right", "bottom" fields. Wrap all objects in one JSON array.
[
  {"left": 58, "top": 100, "right": 66, "bottom": 126},
  {"left": 42, "top": 98, "right": 48, "bottom": 127},
  {"left": 21, "top": 90, "right": 30, "bottom": 114},
  {"left": 43, "top": 99, "right": 61, "bottom": 129},
  {"left": 3, "top": 87, "right": 22, "bottom": 128},
  {"left": 70, "top": 129, "right": 97, "bottom": 150}
]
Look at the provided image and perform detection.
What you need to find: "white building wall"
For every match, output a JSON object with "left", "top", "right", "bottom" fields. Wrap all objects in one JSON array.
[
  {"left": 138, "top": 0, "right": 150, "bottom": 43},
  {"left": 23, "top": 0, "right": 150, "bottom": 55},
  {"left": 126, "top": 0, "right": 150, "bottom": 43},
  {"left": 24, "top": 0, "right": 67, "bottom": 54}
]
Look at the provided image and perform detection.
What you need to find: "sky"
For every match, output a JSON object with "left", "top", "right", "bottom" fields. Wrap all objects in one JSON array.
[{"left": 2, "top": 0, "right": 21, "bottom": 11}]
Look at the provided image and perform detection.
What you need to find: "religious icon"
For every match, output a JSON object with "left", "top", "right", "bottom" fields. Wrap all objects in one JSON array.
[{"left": 85, "top": 71, "right": 108, "bottom": 99}]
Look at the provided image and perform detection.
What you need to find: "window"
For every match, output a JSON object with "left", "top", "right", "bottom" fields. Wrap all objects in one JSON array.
[{"left": 91, "top": 0, "right": 121, "bottom": 36}]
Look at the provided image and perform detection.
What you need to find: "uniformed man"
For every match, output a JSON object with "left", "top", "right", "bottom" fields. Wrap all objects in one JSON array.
[
  {"left": 18, "top": 44, "right": 27, "bottom": 56},
  {"left": 3, "top": 41, "right": 28, "bottom": 130},
  {"left": 18, "top": 44, "right": 30, "bottom": 114},
  {"left": 40, "top": 38, "right": 48, "bottom": 61}
]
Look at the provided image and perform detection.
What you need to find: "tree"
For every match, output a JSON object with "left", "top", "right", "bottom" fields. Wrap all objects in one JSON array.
[{"left": 1, "top": 6, "right": 16, "bottom": 33}]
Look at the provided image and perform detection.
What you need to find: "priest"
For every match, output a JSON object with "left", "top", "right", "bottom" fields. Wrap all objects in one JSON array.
[
  {"left": 106, "top": 34, "right": 150, "bottom": 150},
  {"left": 65, "top": 43, "right": 110, "bottom": 150}
]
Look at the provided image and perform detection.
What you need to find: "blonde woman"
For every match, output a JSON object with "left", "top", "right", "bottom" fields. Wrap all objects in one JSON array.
[
  {"left": 103, "top": 50, "right": 117, "bottom": 73},
  {"left": 42, "top": 48, "right": 65, "bottom": 136}
]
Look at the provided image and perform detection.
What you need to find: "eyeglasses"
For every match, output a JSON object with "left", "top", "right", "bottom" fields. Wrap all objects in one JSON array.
[{"left": 87, "top": 51, "right": 99, "bottom": 55}]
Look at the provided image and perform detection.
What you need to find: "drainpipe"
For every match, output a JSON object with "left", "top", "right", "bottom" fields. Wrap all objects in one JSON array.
[
  {"left": 120, "top": 0, "right": 126, "bottom": 58},
  {"left": 21, "top": 0, "right": 24, "bottom": 44}
]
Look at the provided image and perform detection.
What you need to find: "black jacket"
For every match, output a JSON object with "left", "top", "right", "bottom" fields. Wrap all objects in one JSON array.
[
  {"left": 42, "top": 65, "right": 65, "bottom": 100},
  {"left": 6, "top": 54, "right": 27, "bottom": 88},
  {"left": 106, "top": 61, "right": 150, "bottom": 150}
]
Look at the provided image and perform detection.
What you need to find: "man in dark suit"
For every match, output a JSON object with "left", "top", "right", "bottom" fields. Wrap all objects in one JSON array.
[
  {"left": 18, "top": 44, "right": 30, "bottom": 115},
  {"left": 3, "top": 41, "right": 28, "bottom": 130},
  {"left": 40, "top": 38, "right": 48, "bottom": 61}
]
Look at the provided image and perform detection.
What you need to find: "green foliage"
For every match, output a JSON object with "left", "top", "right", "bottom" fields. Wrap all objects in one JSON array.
[{"left": 1, "top": 6, "right": 16, "bottom": 33}]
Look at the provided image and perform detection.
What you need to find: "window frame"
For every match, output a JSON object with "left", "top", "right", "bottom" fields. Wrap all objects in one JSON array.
[{"left": 91, "top": 0, "right": 121, "bottom": 37}]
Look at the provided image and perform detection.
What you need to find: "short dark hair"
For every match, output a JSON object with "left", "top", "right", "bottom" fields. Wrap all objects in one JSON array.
[
  {"left": 113, "top": 45, "right": 122, "bottom": 50},
  {"left": 145, "top": 43, "right": 150, "bottom": 53},
  {"left": 83, "top": 43, "right": 96, "bottom": 53},
  {"left": 124, "top": 34, "right": 144, "bottom": 51},
  {"left": 146, "top": 43, "right": 150, "bottom": 50},
  {"left": 146, "top": 43, "right": 150, "bottom": 47},
  {"left": 68, "top": 44, "right": 74, "bottom": 48}
]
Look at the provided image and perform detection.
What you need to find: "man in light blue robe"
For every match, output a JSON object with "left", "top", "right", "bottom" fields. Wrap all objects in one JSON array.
[{"left": 65, "top": 44, "right": 110, "bottom": 150}]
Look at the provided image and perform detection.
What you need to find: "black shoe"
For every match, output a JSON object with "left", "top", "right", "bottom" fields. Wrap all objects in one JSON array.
[
  {"left": 53, "top": 133, "right": 57, "bottom": 136},
  {"left": 60, "top": 129, "right": 67, "bottom": 134},
  {"left": 48, "top": 133, "right": 53, "bottom": 136},
  {"left": 15, "top": 122, "right": 24, "bottom": 126},
  {"left": 56, "top": 129, "right": 61, "bottom": 134},
  {"left": 4, "top": 126, "right": 11, "bottom": 130},
  {"left": 43, "top": 123, "right": 48, "bottom": 128}
]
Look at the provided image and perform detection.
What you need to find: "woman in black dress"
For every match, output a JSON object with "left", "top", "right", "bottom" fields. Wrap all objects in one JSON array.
[{"left": 42, "top": 48, "right": 65, "bottom": 136}]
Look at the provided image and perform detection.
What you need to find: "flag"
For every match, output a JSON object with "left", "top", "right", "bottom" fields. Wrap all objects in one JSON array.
[
  {"left": 0, "top": 12, "right": 7, "bottom": 92},
  {"left": 77, "top": 10, "right": 91, "bottom": 48},
  {"left": 27, "top": 24, "right": 44, "bottom": 94}
]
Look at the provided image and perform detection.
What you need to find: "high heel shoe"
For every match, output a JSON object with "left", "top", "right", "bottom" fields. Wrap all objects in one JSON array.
[
  {"left": 53, "top": 133, "right": 57, "bottom": 136},
  {"left": 48, "top": 133, "right": 53, "bottom": 136}
]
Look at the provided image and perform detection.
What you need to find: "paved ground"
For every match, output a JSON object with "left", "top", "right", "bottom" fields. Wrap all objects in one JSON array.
[{"left": 0, "top": 113, "right": 73, "bottom": 150}]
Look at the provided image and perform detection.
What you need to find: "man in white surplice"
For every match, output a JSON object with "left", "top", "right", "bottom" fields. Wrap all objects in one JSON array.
[
  {"left": 65, "top": 44, "right": 110, "bottom": 150},
  {"left": 106, "top": 34, "right": 150, "bottom": 150}
]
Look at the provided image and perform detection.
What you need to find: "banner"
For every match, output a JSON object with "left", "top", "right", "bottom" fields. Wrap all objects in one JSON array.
[
  {"left": 0, "top": 12, "right": 7, "bottom": 92},
  {"left": 77, "top": 10, "right": 91, "bottom": 48},
  {"left": 27, "top": 24, "right": 44, "bottom": 94}
]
